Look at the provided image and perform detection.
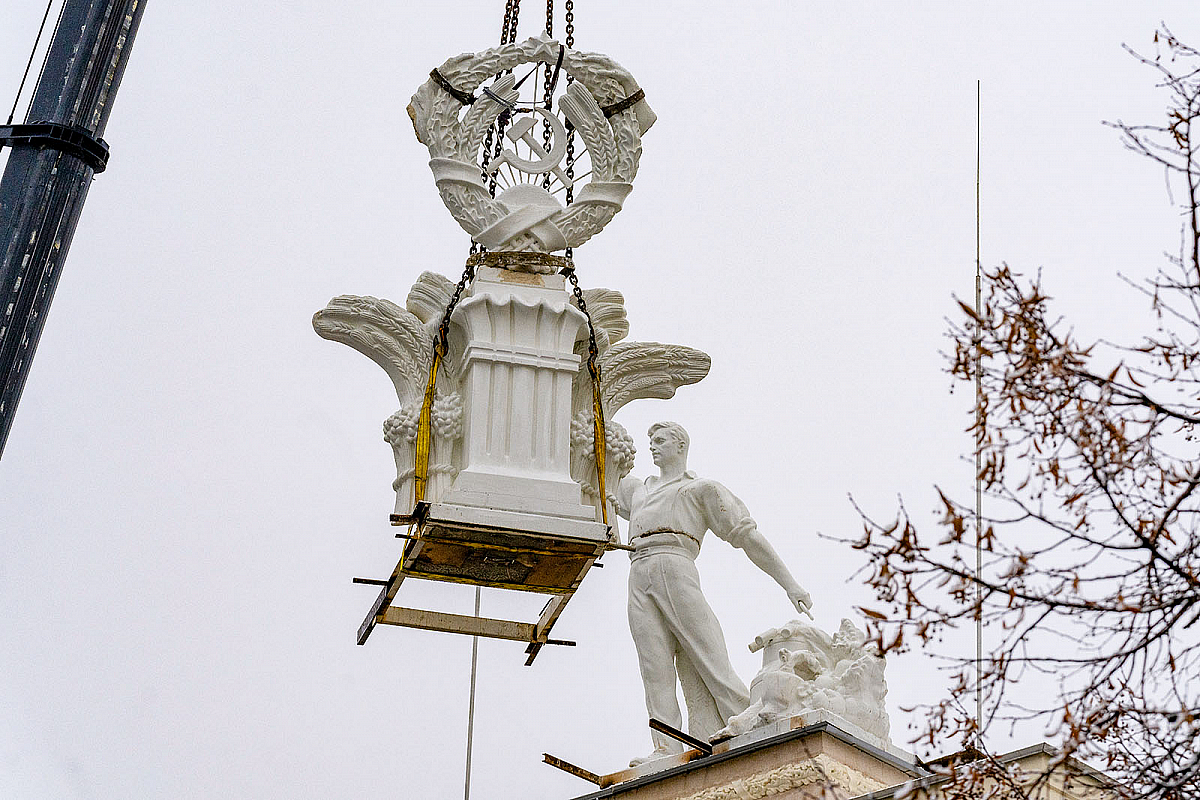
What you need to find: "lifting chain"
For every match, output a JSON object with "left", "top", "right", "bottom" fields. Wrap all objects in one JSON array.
[
  {"left": 413, "top": 260, "right": 477, "bottom": 506},
  {"left": 501, "top": 0, "right": 521, "bottom": 44},
  {"left": 562, "top": 263, "right": 610, "bottom": 528},
  {"left": 545, "top": 0, "right": 602, "bottom": 526},
  {"left": 563, "top": 0, "right": 576, "bottom": 258},
  {"left": 433, "top": 0, "right": 607, "bottom": 529},
  {"left": 540, "top": 0, "right": 556, "bottom": 188},
  {"left": 475, "top": 0, "right": 524, "bottom": 249}
]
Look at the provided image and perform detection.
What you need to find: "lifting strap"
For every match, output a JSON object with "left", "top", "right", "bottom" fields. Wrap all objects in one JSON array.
[
  {"left": 413, "top": 343, "right": 442, "bottom": 505},
  {"left": 412, "top": 258, "right": 476, "bottom": 507},
  {"left": 564, "top": 265, "right": 610, "bottom": 528},
  {"left": 589, "top": 358, "right": 609, "bottom": 527}
]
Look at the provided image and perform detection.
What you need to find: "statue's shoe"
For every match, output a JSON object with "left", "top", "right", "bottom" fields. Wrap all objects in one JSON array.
[{"left": 628, "top": 747, "right": 678, "bottom": 768}]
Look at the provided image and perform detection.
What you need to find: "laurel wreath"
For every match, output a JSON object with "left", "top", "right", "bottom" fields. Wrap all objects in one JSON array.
[{"left": 407, "top": 36, "right": 648, "bottom": 252}]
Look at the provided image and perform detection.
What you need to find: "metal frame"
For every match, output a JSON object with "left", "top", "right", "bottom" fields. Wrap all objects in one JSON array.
[
  {"left": 0, "top": 123, "right": 109, "bottom": 172},
  {"left": 357, "top": 502, "right": 628, "bottom": 665}
]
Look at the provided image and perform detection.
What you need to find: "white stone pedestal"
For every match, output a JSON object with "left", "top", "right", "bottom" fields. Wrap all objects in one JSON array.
[{"left": 440, "top": 265, "right": 599, "bottom": 523}]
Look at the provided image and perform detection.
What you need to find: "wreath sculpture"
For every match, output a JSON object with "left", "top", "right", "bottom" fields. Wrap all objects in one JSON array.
[{"left": 407, "top": 34, "right": 655, "bottom": 256}]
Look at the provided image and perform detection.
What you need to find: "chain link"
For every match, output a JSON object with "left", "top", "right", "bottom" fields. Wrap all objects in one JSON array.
[
  {"left": 563, "top": 262, "right": 610, "bottom": 528},
  {"left": 563, "top": 265, "right": 599, "bottom": 370},
  {"left": 500, "top": 0, "right": 519, "bottom": 44},
  {"left": 540, "top": 0, "right": 554, "bottom": 189},
  {"left": 438, "top": 260, "right": 477, "bottom": 356},
  {"left": 473, "top": 0, "right": 523, "bottom": 252},
  {"left": 508, "top": 1, "right": 521, "bottom": 42},
  {"left": 562, "top": 0, "right": 576, "bottom": 258}
]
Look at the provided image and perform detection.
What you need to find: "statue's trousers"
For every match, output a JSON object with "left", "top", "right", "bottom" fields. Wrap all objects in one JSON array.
[{"left": 628, "top": 546, "right": 751, "bottom": 750}]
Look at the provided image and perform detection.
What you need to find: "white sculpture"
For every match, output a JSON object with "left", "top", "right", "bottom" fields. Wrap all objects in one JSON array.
[
  {"left": 314, "top": 34, "right": 690, "bottom": 527},
  {"left": 714, "top": 619, "right": 891, "bottom": 746},
  {"left": 407, "top": 33, "right": 654, "bottom": 255},
  {"left": 617, "top": 422, "right": 813, "bottom": 765},
  {"left": 313, "top": 276, "right": 710, "bottom": 525}
]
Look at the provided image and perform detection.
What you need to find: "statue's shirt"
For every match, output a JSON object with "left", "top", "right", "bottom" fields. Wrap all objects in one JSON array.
[{"left": 617, "top": 470, "right": 757, "bottom": 552}]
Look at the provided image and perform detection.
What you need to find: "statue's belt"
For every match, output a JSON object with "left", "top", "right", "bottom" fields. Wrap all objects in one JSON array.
[{"left": 631, "top": 528, "right": 702, "bottom": 549}]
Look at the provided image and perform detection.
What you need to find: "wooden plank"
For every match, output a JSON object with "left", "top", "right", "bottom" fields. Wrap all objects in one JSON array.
[
  {"left": 400, "top": 567, "right": 575, "bottom": 595},
  {"left": 379, "top": 606, "right": 537, "bottom": 642},
  {"left": 535, "top": 594, "right": 570, "bottom": 639},
  {"left": 649, "top": 718, "right": 713, "bottom": 755},
  {"left": 422, "top": 532, "right": 600, "bottom": 559},
  {"left": 542, "top": 753, "right": 603, "bottom": 786},
  {"left": 525, "top": 594, "right": 573, "bottom": 666}
]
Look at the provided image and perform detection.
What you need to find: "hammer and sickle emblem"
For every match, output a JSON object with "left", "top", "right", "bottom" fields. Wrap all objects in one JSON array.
[{"left": 486, "top": 107, "right": 574, "bottom": 190}]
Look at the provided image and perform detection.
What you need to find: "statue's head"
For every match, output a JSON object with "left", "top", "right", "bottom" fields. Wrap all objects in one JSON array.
[{"left": 648, "top": 421, "right": 689, "bottom": 467}]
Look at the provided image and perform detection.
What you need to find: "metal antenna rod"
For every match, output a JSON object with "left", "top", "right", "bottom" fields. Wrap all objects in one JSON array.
[
  {"left": 463, "top": 586, "right": 481, "bottom": 800},
  {"left": 974, "top": 78, "right": 984, "bottom": 744}
]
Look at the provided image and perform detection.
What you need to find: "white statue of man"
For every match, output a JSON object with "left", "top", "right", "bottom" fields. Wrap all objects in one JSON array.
[{"left": 617, "top": 421, "right": 813, "bottom": 765}]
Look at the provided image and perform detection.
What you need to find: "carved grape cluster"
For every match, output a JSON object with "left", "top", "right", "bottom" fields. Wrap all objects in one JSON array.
[
  {"left": 383, "top": 406, "right": 419, "bottom": 445},
  {"left": 430, "top": 393, "right": 464, "bottom": 440},
  {"left": 570, "top": 411, "right": 636, "bottom": 479},
  {"left": 384, "top": 393, "right": 464, "bottom": 446}
]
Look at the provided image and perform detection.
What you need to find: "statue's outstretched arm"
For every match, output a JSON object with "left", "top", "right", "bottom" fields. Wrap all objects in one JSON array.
[
  {"left": 699, "top": 480, "right": 813, "bottom": 618},
  {"left": 738, "top": 530, "right": 813, "bottom": 618}
]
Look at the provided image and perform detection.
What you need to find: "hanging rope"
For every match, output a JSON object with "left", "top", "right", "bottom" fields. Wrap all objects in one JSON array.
[{"left": 7, "top": 0, "right": 58, "bottom": 125}]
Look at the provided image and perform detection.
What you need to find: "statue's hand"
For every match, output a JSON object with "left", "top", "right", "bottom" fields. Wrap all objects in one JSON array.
[{"left": 787, "top": 586, "right": 814, "bottom": 620}]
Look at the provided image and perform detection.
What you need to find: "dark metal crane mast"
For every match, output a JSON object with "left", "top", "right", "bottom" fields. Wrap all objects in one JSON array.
[{"left": 0, "top": 0, "right": 148, "bottom": 457}]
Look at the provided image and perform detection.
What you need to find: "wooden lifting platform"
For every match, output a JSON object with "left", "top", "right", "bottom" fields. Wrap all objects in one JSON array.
[{"left": 356, "top": 501, "right": 628, "bottom": 665}]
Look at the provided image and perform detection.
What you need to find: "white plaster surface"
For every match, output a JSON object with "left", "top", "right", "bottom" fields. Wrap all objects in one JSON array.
[
  {"left": 711, "top": 710, "right": 914, "bottom": 766},
  {"left": 423, "top": 502, "right": 610, "bottom": 542}
]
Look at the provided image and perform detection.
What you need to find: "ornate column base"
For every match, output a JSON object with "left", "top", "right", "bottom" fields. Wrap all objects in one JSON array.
[{"left": 440, "top": 265, "right": 601, "bottom": 526}]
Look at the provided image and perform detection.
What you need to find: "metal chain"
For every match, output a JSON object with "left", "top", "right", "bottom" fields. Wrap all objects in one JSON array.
[
  {"left": 563, "top": 265, "right": 600, "bottom": 391},
  {"left": 415, "top": 261, "right": 476, "bottom": 511},
  {"left": 506, "top": 0, "right": 521, "bottom": 43},
  {"left": 563, "top": 264, "right": 610, "bottom": 528},
  {"left": 437, "top": 260, "right": 477, "bottom": 356},
  {"left": 566, "top": 270, "right": 597, "bottom": 360},
  {"left": 500, "top": 0, "right": 517, "bottom": 44},
  {"left": 474, "top": 0, "right": 523, "bottom": 254},
  {"left": 540, "top": 0, "right": 555, "bottom": 189},
  {"left": 563, "top": 0, "right": 575, "bottom": 259}
]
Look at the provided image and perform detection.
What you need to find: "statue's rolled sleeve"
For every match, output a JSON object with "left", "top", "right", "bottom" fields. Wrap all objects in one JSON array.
[
  {"left": 696, "top": 479, "right": 757, "bottom": 549},
  {"left": 617, "top": 475, "right": 640, "bottom": 521}
]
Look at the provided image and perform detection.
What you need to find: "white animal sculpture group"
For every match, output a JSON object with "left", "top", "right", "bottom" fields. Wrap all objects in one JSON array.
[{"left": 716, "top": 618, "right": 891, "bottom": 746}]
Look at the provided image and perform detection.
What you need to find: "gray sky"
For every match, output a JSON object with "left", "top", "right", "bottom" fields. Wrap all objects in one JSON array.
[{"left": 2, "top": 2, "right": 1196, "bottom": 798}]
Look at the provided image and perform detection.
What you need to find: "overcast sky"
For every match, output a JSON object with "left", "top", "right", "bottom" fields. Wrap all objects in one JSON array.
[{"left": 3, "top": 3, "right": 1198, "bottom": 798}]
